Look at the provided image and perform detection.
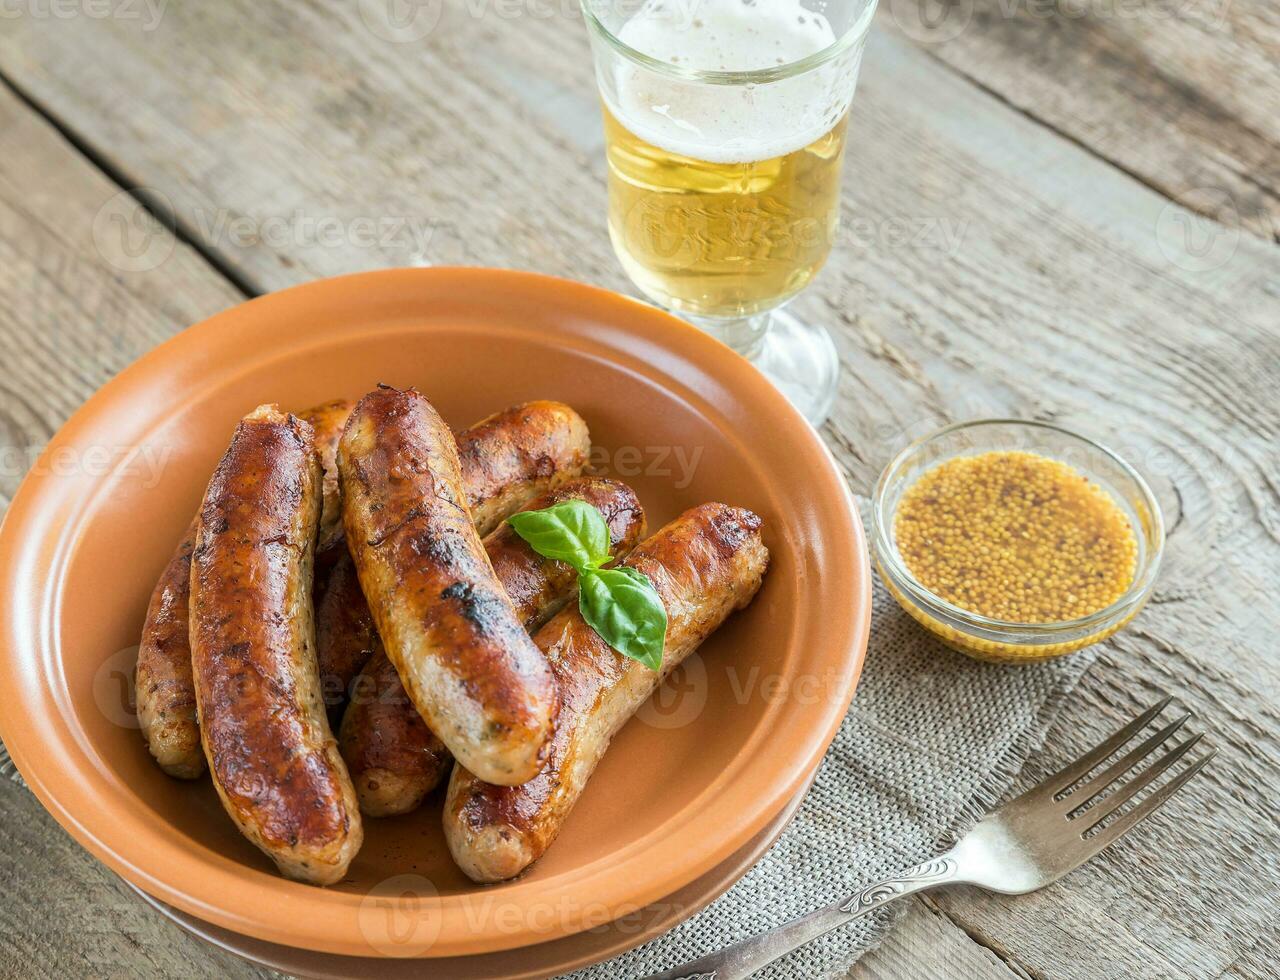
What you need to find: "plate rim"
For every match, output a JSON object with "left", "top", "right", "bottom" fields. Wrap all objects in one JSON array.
[
  {"left": 0, "top": 267, "right": 871, "bottom": 957},
  {"left": 127, "top": 763, "right": 820, "bottom": 980}
]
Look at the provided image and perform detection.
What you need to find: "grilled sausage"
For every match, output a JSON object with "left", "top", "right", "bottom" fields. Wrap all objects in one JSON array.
[
  {"left": 301, "top": 399, "right": 357, "bottom": 557},
  {"left": 315, "top": 401, "right": 591, "bottom": 720},
  {"left": 313, "top": 554, "right": 381, "bottom": 721},
  {"left": 134, "top": 515, "right": 202, "bottom": 778},
  {"left": 341, "top": 478, "right": 645, "bottom": 817},
  {"left": 338, "top": 650, "right": 449, "bottom": 819},
  {"left": 339, "top": 386, "right": 558, "bottom": 786},
  {"left": 189, "top": 405, "right": 361, "bottom": 885},
  {"left": 457, "top": 400, "right": 591, "bottom": 536},
  {"left": 137, "top": 399, "right": 353, "bottom": 779},
  {"left": 443, "top": 503, "right": 768, "bottom": 883}
]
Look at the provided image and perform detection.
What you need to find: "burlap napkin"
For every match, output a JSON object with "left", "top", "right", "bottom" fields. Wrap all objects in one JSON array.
[
  {"left": 570, "top": 498, "right": 1099, "bottom": 979},
  {"left": 0, "top": 499, "right": 1099, "bottom": 979}
]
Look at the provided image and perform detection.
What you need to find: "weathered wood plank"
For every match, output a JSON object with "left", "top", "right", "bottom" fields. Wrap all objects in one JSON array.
[
  {"left": 0, "top": 81, "right": 241, "bottom": 506},
  {"left": 0, "top": 779, "right": 278, "bottom": 979},
  {"left": 926, "top": 640, "right": 1280, "bottom": 980},
  {"left": 0, "top": 2, "right": 629, "bottom": 293},
  {"left": 850, "top": 901, "right": 1031, "bottom": 978},
  {"left": 816, "top": 34, "right": 1280, "bottom": 980},
  {"left": 0, "top": 4, "right": 1276, "bottom": 980},
  {"left": 0, "top": 82, "right": 263, "bottom": 978},
  {"left": 0, "top": 63, "right": 1016, "bottom": 980},
  {"left": 878, "top": 1, "right": 1280, "bottom": 241}
]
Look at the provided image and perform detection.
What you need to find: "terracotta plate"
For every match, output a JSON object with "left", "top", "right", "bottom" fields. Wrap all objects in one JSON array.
[
  {"left": 0, "top": 269, "right": 870, "bottom": 958},
  {"left": 129, "top": 768, "right": 816, "bottom": 979}
]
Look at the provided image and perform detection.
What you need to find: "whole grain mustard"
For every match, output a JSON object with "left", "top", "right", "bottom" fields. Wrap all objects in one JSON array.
[{"left": 893, "top": 451, "right": 1137, "bottom": 624}]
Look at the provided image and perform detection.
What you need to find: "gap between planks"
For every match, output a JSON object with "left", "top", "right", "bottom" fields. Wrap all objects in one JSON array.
[{"left": 0, "top": 70, "right": 261, "bottom": 299}]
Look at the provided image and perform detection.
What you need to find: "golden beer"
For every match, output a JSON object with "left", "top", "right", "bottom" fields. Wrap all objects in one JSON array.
[
  {"left": 604, "top": 107, "right": 849, "bottom": 320},
  {"left": 581, "top": 0, "right": 876, "bottom": 422}
]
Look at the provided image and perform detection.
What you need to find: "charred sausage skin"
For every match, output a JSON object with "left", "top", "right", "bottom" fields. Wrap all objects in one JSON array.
[
  {"left": 137, "top": 399, "right": 353, "bottom": 779},
  {"left": 341, "top": 477, "right": 645, "bottom": 817},
  {"left": 443, "top": 503, "right": 768, "bottom": 883},
  {"left": 315, "top": 401, "right": 592, "bottom": 720},
  {"left": 189, "top": 405, "right": 361, "bottom": 885},
  {"left": 339, "top": 385, "right": 559, "bottom": 786}
]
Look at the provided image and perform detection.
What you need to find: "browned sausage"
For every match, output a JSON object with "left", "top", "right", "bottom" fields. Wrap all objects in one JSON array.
[
  {"left": 189, "top": 405, "right": 361, "bottom": 885},
  {"left": 137, "top": 399, "right": 353, "bottom": 779},
  {"left": 339, "top": 386, "right": 559, "bottom": 786},
  {"left": 301, "top": 399, "right": 358, "bottom": 557},
  {"left": 134, "top": 515, "right": 202, "bottom": 778},
  {"left": 457, "top": 401, "right": 590, "bottom": 536},
  {"left": 313, "top": 554, "right": 382, "bottom": 720},
  {"left": 314, "top": 401, "right": 591, "bottom": 720},
  {"left": 443, "top": 504, "right": 769, "bottom": 883},
  {"left": 341, "top": 478, "right": 645, "bottom": 817}
]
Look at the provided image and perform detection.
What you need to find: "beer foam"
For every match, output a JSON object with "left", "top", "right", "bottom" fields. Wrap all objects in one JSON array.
[{"left": 609, "top": 0, "right": 851, "bottom": 163}]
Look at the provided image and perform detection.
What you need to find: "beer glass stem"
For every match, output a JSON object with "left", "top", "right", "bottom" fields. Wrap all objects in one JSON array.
[
  {"left": 684, "top": 308, "right": 840, "bottom": 427},
  {"left": 683, "top": 312, "right": 772, "bottom": 361}
]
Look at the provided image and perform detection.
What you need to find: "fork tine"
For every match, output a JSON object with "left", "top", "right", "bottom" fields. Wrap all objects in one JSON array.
[
  {"left": 1077, "top": 733, "right": 1204, "bottom": 829},
  {"left": 1066, "top": 715, "right": 1190, "bottom": 809},
  {"left": 1082, "top": 748, "right": 1216, "bottom": 849},
  {"left": 1045, "top": 696, "right": 1173, "bottom": 797}
]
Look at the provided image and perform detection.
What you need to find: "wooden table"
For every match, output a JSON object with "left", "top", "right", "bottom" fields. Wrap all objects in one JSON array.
[{"left": 0, "top": 1, "right": 1276, "bottom": 977}]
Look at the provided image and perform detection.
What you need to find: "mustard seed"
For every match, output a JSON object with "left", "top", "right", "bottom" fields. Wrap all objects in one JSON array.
[{"left": 893, "top": 451, "right": 1137, "bottom": 623}]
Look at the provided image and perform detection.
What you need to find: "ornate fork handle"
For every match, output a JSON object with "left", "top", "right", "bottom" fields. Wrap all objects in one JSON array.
[
  {"left": 837, "top": 856, "right": 958, "bottom": 915},
  {"left": 642, "top": 854, "right": 962, "bottom": 980}
]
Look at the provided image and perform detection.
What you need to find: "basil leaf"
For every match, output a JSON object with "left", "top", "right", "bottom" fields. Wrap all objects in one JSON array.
[
  {"left": 507, "top": 500, "right": 667, "bottom": 670},
  {"left": 507, "top": 500, "right": 612, "bottom": 569},
  {"left": 578, "top": 567, "right": 668, "bottom": 671}
]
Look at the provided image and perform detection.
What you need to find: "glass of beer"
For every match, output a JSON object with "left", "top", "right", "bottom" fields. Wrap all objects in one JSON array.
[{"left": 582, "top": 0, "right": 878, "bottom": 424}]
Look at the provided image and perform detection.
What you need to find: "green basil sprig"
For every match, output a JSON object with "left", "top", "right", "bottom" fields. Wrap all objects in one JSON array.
[{"left": 507, "top": 501, "right": 667, "bottom": 670}]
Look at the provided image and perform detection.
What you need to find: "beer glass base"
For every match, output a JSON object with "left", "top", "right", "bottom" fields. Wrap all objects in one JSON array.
[
  {"left": 754, "top": 309, "right": 840, "bottom": 426},
  {"left": 686, "top": 308, "right": 840, "bottom": 426}
]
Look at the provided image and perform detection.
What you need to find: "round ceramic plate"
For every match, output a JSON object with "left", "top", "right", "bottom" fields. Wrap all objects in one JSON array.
[
  {"left": 129, "top": 770, "right": 815, "bottom": 979},
  {"left": 0, "top": 268, "right": 870, "bottom": 958}
]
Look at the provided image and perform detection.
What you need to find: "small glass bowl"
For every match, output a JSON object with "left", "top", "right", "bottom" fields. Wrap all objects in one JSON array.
[{"left": 871, "top": 419, "right": 1164, "bottom": 664}]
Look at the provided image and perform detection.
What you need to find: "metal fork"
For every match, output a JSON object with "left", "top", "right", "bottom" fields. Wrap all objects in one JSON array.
[{"left": 643, "top": 697, "right": 1215, "bottom": 980}]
